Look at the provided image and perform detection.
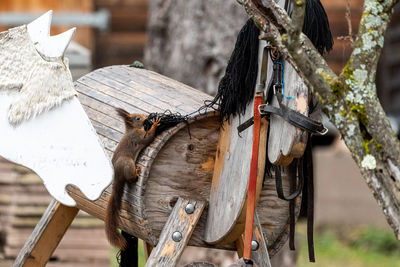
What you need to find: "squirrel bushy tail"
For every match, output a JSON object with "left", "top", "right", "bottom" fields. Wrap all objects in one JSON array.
[{"left": 105, "top": 175, "right": 127, "bottom": 250}]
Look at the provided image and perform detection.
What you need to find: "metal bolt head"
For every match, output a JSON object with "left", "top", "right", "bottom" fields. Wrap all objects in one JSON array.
[
  {"left": 185, "top": 203, "right": 195, "bottom": 214},
  {"left": 172, "top": 231, "right": 183, "bottom": 242},
  {"left": 251, "top": 240, "right": 259, "bottom": 251}
]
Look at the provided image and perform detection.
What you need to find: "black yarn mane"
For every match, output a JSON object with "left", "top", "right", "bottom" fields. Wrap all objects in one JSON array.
[{"left": 208, "top": 18, "right": 260, "bottom": 122}]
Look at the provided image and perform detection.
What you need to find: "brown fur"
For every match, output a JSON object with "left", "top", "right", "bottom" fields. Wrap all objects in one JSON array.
[{"left": 105, "top": 108, "right": 160, "bottom": 250}]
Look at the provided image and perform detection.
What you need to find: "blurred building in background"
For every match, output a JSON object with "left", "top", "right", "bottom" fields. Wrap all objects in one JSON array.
[{"left": 0, "top": 0, "right": 399, "bottom": 266}]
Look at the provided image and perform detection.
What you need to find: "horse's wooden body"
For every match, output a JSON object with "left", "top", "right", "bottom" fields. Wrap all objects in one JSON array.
[{"left": 66, "top": 65, "right": 300, "bottom": 256}]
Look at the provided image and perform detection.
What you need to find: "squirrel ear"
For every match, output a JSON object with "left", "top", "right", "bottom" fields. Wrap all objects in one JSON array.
[{"left": 115, "top": 108, "right": 131, "bottom": 122}]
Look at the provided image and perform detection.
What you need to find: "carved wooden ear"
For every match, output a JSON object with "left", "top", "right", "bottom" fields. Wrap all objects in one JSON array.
[
  {"left": 27, "top": 11, "right": 76, "bottom": 60},
  {"left": 34, "top": 28, "right": 76, "bottom": 60},
  {"left": 27, "top": 10, "right": 52, "bottom": 44}
]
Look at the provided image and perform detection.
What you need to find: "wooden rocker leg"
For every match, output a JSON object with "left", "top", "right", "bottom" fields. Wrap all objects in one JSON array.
[
  {"left": 251, "top": 213, "right": 272, "bottom": 267},
  {"left": 13, "top": 199, "right": 79, "bottom": 267},
  {"left": 235, "top": 213, "right": 272, "bottom": 267},
  {"left": 143, "top": 240, "right": 153, "bottom": 259},
  {"left": 145, "top": 197, "right": 206, "bottom": 267}
]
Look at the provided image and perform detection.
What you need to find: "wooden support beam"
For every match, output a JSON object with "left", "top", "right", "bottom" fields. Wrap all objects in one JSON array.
[
  {"left": 13, "top": 199, "right": 79, "bottom": 267},
  {"left": 235, "top": 213, "right": 272, "bottom": 267},
  {"left": 143, "top": 240, "right": 153, "bottom": 260},
  {"left": 251, "top": 213, "right": 272, "bottom": 267},
  {"left": 145, "top": 198, "right": 206, "bottom": 267}
]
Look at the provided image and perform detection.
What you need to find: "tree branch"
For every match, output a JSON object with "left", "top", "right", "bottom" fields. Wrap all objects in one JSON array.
[
  {"left": 290, "top": 0, "right": 306, "bottom": 42},
  {"left": 344, "top": 0, "right": 400, "bottom": 161}
]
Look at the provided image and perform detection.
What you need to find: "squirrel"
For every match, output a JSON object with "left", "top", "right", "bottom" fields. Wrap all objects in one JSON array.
[{"left": 105, "top": 108, "right": 160, "bottom": 250}]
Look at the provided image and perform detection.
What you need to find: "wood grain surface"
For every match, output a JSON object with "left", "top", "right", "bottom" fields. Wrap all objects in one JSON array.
[
  {"left": 67, "top": 65, "right": 300, "bottom": 256},
  {"left": 13, "top": 200, "right": 79, "bottom": 267},
  {"left": 145, "top": 198, "right": 206, "bottom": 267}
]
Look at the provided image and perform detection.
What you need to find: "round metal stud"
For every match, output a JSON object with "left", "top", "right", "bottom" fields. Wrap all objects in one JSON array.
[
  {"left": 172, "top": 231, "right": 183, "bottom": 242},
  {"left": 251, "top": 240, "right": 259, "bottom": 251},
  {"left": 185, "top": 203, "right": 195, "bottom": 214}
]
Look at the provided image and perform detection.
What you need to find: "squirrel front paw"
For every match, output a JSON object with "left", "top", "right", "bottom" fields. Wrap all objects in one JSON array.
[
  {"left": 152, "top": 117, "right": 161, "bottom": 128},
  {"left": 135, "top": 165, "right": 141, "bottom": 178}
]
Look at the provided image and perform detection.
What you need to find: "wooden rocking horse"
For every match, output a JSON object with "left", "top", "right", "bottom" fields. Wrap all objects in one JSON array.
[{"left": 3, "top": 0, "right": 332, "bottom": 266}]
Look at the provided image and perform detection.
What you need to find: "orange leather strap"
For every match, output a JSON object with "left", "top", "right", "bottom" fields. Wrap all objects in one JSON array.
[{"left": 243, "top": 93, "right": 262, "bottom": 260}]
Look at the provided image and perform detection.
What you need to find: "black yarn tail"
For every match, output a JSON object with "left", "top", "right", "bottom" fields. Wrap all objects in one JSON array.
[
  {"left": 303, "top": 0, "right": 333, "bottom": 54},
  {"left": 118, "top": 232, "right": 138, "bottom": 267}
]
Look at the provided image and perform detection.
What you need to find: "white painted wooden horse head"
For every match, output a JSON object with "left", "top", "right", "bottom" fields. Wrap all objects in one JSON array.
[{"left": 0, "top": 11, "right": 113, "bottom": 206}]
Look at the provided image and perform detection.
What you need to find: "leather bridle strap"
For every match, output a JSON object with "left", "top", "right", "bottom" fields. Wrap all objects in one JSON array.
[
  {"left": 237, "top": 57, "right": 327, "bottom": 136},
  {"left": 274, "top": 159, "right": 304, "bottom": 251},
  {"left": 243, "top": 92, "right": 263, "bottom": 260},
  {"left": 274, "top": 162, "right": 304, "bottom": 201},
  {"left": 237, "top": 101, "right": 326, "bottom": 135},
  {"left": 304, "top": 136, "right": 315, "bottom": 262}
]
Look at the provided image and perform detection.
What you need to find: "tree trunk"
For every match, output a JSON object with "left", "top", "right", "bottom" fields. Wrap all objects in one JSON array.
[
  {"left": 144, "top": 0, "right": 247, "bottom": 95},
  {"left": 144, "top": 0, "right": 297, "bottom": 265}
]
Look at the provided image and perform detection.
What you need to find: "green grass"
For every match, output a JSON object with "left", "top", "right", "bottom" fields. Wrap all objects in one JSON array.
[
  {"left": 298, "top": 223, "right": 400, "bottom": 267},
  {"left": 109, "top": 225, "right": 400, "bottom": 266}
]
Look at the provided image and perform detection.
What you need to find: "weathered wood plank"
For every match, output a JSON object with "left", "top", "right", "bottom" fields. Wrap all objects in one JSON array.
[
  {"left": 120, "top": 65, "right": 212, "bottom": 102},
  {"left": 77, "top": 92, "right": 126, "bottom": 121},
  {"left": 145, "top": 198, "right": 206, "bottom": 267},
  {"left": 13, "top": 200, "right": 79, "bottom": 267},
  {"left": 204, "top": 40, "right": 269, "bottom": 245},
  {"left": 78, "top": 76, "right": 163, "bottom": 113},
  {"left": 106, "top": 66, "right": 206, "bottom": 107},
  {"left": 101, "top": 67, "right": 192, "bottom": 107},
  {"left": 91, "top": 120, "right": 123, "bottom": 143},
  {"left": 82, "top": 105, "right": 124, "bottom": 133},
  {"left": 85, "top": 71, "right": 186, "bottom": 114},
  {"left": 89, "top": 69, "right": 192, "bottom": 114},
  {"left": 76, "top": 82, "right": 148, "bottom": 114}
]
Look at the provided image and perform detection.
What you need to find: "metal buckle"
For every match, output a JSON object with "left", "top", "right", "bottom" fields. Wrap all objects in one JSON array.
[
  {"left": 258, "top": 104, "right": 268, "bottom": 115},
  {"left": 273, "top": 84, "right": 278, "bottom": 95},
  {"left": 317, "top": 126, "right": 329, "bottom": 136}
]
